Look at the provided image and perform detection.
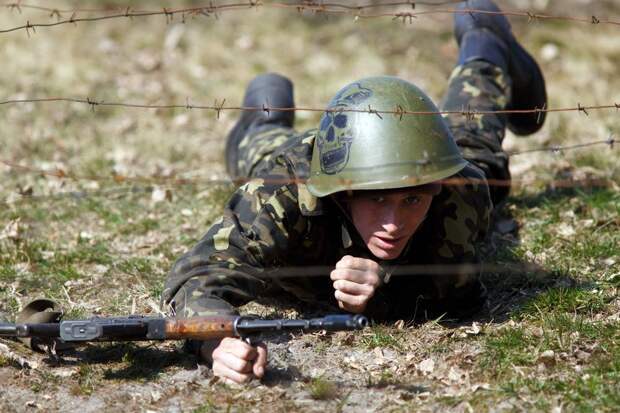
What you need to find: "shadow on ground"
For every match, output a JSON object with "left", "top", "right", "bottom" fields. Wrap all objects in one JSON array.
[{"left": 42, "top": 343, "right": 198, "bottom": 381}]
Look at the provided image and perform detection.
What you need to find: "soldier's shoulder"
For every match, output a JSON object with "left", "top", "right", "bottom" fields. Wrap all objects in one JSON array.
[
  {"left": 272, "top": 129, "right": 317, "bottom": 179},
  {"left": 244, "top": 130, "right": 323, "bottom": 216}
]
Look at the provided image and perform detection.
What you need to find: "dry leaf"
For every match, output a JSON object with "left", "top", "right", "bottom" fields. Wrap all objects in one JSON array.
[
  {"left": 417, "top": 358, "right": 435, "bottom": 375},
  {"left": 465, "top": 322, "right": 481, "bottom": 335},
  {"left": 151, "top": 390, "right": 162, "bottom": 403},
  {"left": 373, "top": 347, "right": 386, "bottom": 366},
  {"left": 0, "top": 218, "right": 21, "bottom": 241},
  {"left": 447, "top": 367, "right": 467, "bottom": 383},
  {"left": 471, "top": 383, "right": 491, "bottom": 392},
  {"left": 538, "top": 350, "right": 556, "bottom": 365},
  {"left": 531, "top": 326, "right": 544, "bottom": 337},
  {"left": 556, "top": 222, "right": 576, "bottom": 238},
  {"left": 151, "top": 186, "right": 169, "bottom": 203},
  {"left": 50, "top": 368, "right": 77, "bottom": 378}
]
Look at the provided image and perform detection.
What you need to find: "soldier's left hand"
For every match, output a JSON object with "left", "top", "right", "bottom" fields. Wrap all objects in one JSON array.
[{"left": 330, "top": 255, "right": 381, "bottom": 313}]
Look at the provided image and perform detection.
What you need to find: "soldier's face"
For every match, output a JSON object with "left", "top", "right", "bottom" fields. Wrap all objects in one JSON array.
[{"left": 348, "top": 188, "right": 434, "bottom": 260}]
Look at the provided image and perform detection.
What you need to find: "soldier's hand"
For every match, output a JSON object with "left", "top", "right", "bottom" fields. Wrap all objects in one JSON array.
[
  {"left": 201, "top": 337, "right": 267, "bottom": 385},
  {"left": 330, "top": 255, "right": 381, "bottom": 314}
]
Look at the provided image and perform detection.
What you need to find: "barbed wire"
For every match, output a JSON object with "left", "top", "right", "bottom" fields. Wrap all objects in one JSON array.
[
  {"left": 1, "top": 96, "right": 619, "bottom": 118},
  {"left": 1, "top": 138, "right": 617, "bottom": 198},
  {"left": 2, "top": 175, "right": 617, "bottom": 208},
  {"left": 505, "top": 136, "right": 616, "bottom": 156},
  {"left": 1, "top": 1, "right": 619, "bottom": 35},
  {"left": 1, "top": 0, "right": 464, "bottom": 15},
  {"left": 0, "top": 185, "right": 155, "bottom": 205},
  {"left": 2, "top": 176, "right": 616, "bottom": 210},
  {"left": 197, "top": 262, "right": 557, "bottom": 277}
]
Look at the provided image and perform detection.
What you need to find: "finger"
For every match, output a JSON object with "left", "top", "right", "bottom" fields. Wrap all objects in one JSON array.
[
  {"left": 333, "top": 279, "right": 374, "bottom": 296},
  {"left": 336, "top": 256, "right": 378, "bottom": 271},
  {"left": 335, "top": 289, "right": 366, "bottom": 307},
  {"left": 338, "top": 300, "right": 363, "bottom": 314},
  {"left": 336, "top": 296, "right": 364, "bottom": 314},
  {"left": 330, "top": 268, "right": 368, "bottom": 283},
  {"left": 213, "top": 360, "right": 254, "bottom": 384},
  {"left": 214, "top": 350, "right": 254, "bottom": 374},
  {"left": 220, "top": 338, "right": 258, "bottom": 361},
  {"left": 331, "top": 268, "right": 380, "bottom": 286},
  {"left": 253, "top": 343, "right": 268, "bottom": 378}
]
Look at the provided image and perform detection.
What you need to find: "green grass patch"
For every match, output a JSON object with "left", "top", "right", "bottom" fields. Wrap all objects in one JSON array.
[
  {"left": 115, "top": 257, "right": 157, "bottom": 276},
  {"left": 518, "top": 286, "right": 608, "bottom": 317},
  {"left": 500, "top": 366, "right": 620, "bottom": 413},
  {"left": 481, "top": 328, "right": 537, "bottom": 376},
  {"left": 0, "top": 239, "right": 115, "bottom": 293},
  {"left": 71, "top": 364, "right": 98, "bottom": 396},
  {"left": 191, "top": 399, "right": 217, "bottom": 413},
  {"left": 118, "top": 217, "right": 160, "bottom": 235},
  {"left": 308, "top": 376, "right": 338, "bottom": 400},
  {"left": 360, "top": 325, "right": 403, "bottom": 351}
]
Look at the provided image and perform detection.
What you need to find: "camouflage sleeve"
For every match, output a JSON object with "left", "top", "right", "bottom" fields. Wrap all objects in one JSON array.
[
  {"left": 161, "top": 169, "right": 305, "bottom": 317},
  {"left": 426, "top": 163, "right": 492, "bottom": 298}
]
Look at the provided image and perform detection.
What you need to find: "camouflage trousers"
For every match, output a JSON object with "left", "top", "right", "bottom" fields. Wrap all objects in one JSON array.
[{"left": 229, "top": 60, "right": 512, "bottom": 206}]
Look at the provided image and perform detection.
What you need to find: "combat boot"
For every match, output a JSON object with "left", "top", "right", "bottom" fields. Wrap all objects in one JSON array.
[
  {"left": 455, "top": 0, "right": 547, "bottom": 136},
  {"left": 225, "top": 73, "right": 295, "bottom": 177}
]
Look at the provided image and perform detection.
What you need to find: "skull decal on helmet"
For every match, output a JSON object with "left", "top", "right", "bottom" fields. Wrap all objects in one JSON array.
[{"left": 316, "top": 83, "right": 372, "bottom": 175}]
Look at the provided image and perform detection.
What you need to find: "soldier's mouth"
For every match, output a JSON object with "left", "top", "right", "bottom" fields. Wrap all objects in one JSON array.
[{"left": 373, "top": 235, "right": 405, "bottom": 250}]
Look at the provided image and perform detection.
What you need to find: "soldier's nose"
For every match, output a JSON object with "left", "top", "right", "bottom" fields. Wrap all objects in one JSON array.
[
  {"left": 380, "top": 207, "right": 402, "bottom": 233},
  {"left": 383, "top": 224, "right": 398, "bottom": 234},
  {"left": 381, "top": 222, "right": 401, "bottom": 234}
]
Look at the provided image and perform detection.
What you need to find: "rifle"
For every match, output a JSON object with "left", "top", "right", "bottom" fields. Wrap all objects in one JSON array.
[{"left": 0, "top": 313, "right": 368, "bottom": 347}]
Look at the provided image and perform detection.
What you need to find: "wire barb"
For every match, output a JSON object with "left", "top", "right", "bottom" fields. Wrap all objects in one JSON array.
[
  {"left": 367, "top": 104, "right": 383, "bottom": 119},
  {"left": 86, "top": 97, "right": 99, "bottom": 111},
  {"left": 535, "top": 103, "right": 546, "bottom": 125},
  {"left": 214, "top": 98, "right": 226, "bottom": 120}
]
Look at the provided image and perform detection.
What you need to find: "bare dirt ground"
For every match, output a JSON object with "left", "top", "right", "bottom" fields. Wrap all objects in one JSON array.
[{"left": 1, "top": 1, "right": 619, "bottom": 412}]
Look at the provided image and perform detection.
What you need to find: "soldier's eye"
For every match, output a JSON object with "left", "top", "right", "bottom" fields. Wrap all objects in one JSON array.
[
  {"left": 371, "top": 196, "right": 385, "bottom": 203},
  {"left": 404, "top": 196, "right": 420, "bottom": 205}
]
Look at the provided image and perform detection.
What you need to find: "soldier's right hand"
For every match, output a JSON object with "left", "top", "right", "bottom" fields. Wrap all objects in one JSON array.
[{"left": 201, "top": 337, "right": 267, "bottom": 384}]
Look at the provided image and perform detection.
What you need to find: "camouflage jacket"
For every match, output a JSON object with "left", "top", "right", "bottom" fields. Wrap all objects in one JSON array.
[{"left": 162, "top": 130, "right": 492, "bottom": 319}]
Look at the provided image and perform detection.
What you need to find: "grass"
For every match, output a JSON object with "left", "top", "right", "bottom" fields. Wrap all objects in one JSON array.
[
  {"left": 518, "top": 286, "right": 609, "bottom": 317},
  {"left": 434, "top": 184, "right": 620, "bottom": 411},
  {"left": 72, "top": 364, "right": 97, "bottom": 396},
  {"left": 308, "top": 376, "right": 338, "bottom": 400},
  {"left": 360, "top": 324, "right": 404, "bottom": 351}
]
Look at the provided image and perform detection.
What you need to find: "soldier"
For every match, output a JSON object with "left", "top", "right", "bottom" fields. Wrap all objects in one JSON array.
[{"left": 162, "top": 0, "right": 547, "bottom": 384}]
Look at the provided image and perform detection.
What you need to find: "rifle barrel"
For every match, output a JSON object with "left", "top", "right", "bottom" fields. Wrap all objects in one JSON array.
[
  {"left": 235, "top": 314, "right": 368, "bottom": 335},
  {"left": 0, "top": 324, "right": 17, "bottom": 336}
]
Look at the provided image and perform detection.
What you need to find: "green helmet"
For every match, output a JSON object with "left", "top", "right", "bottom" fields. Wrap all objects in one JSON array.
[{"left": 306, "top": 76, "right": 467, "bottom": 197}]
